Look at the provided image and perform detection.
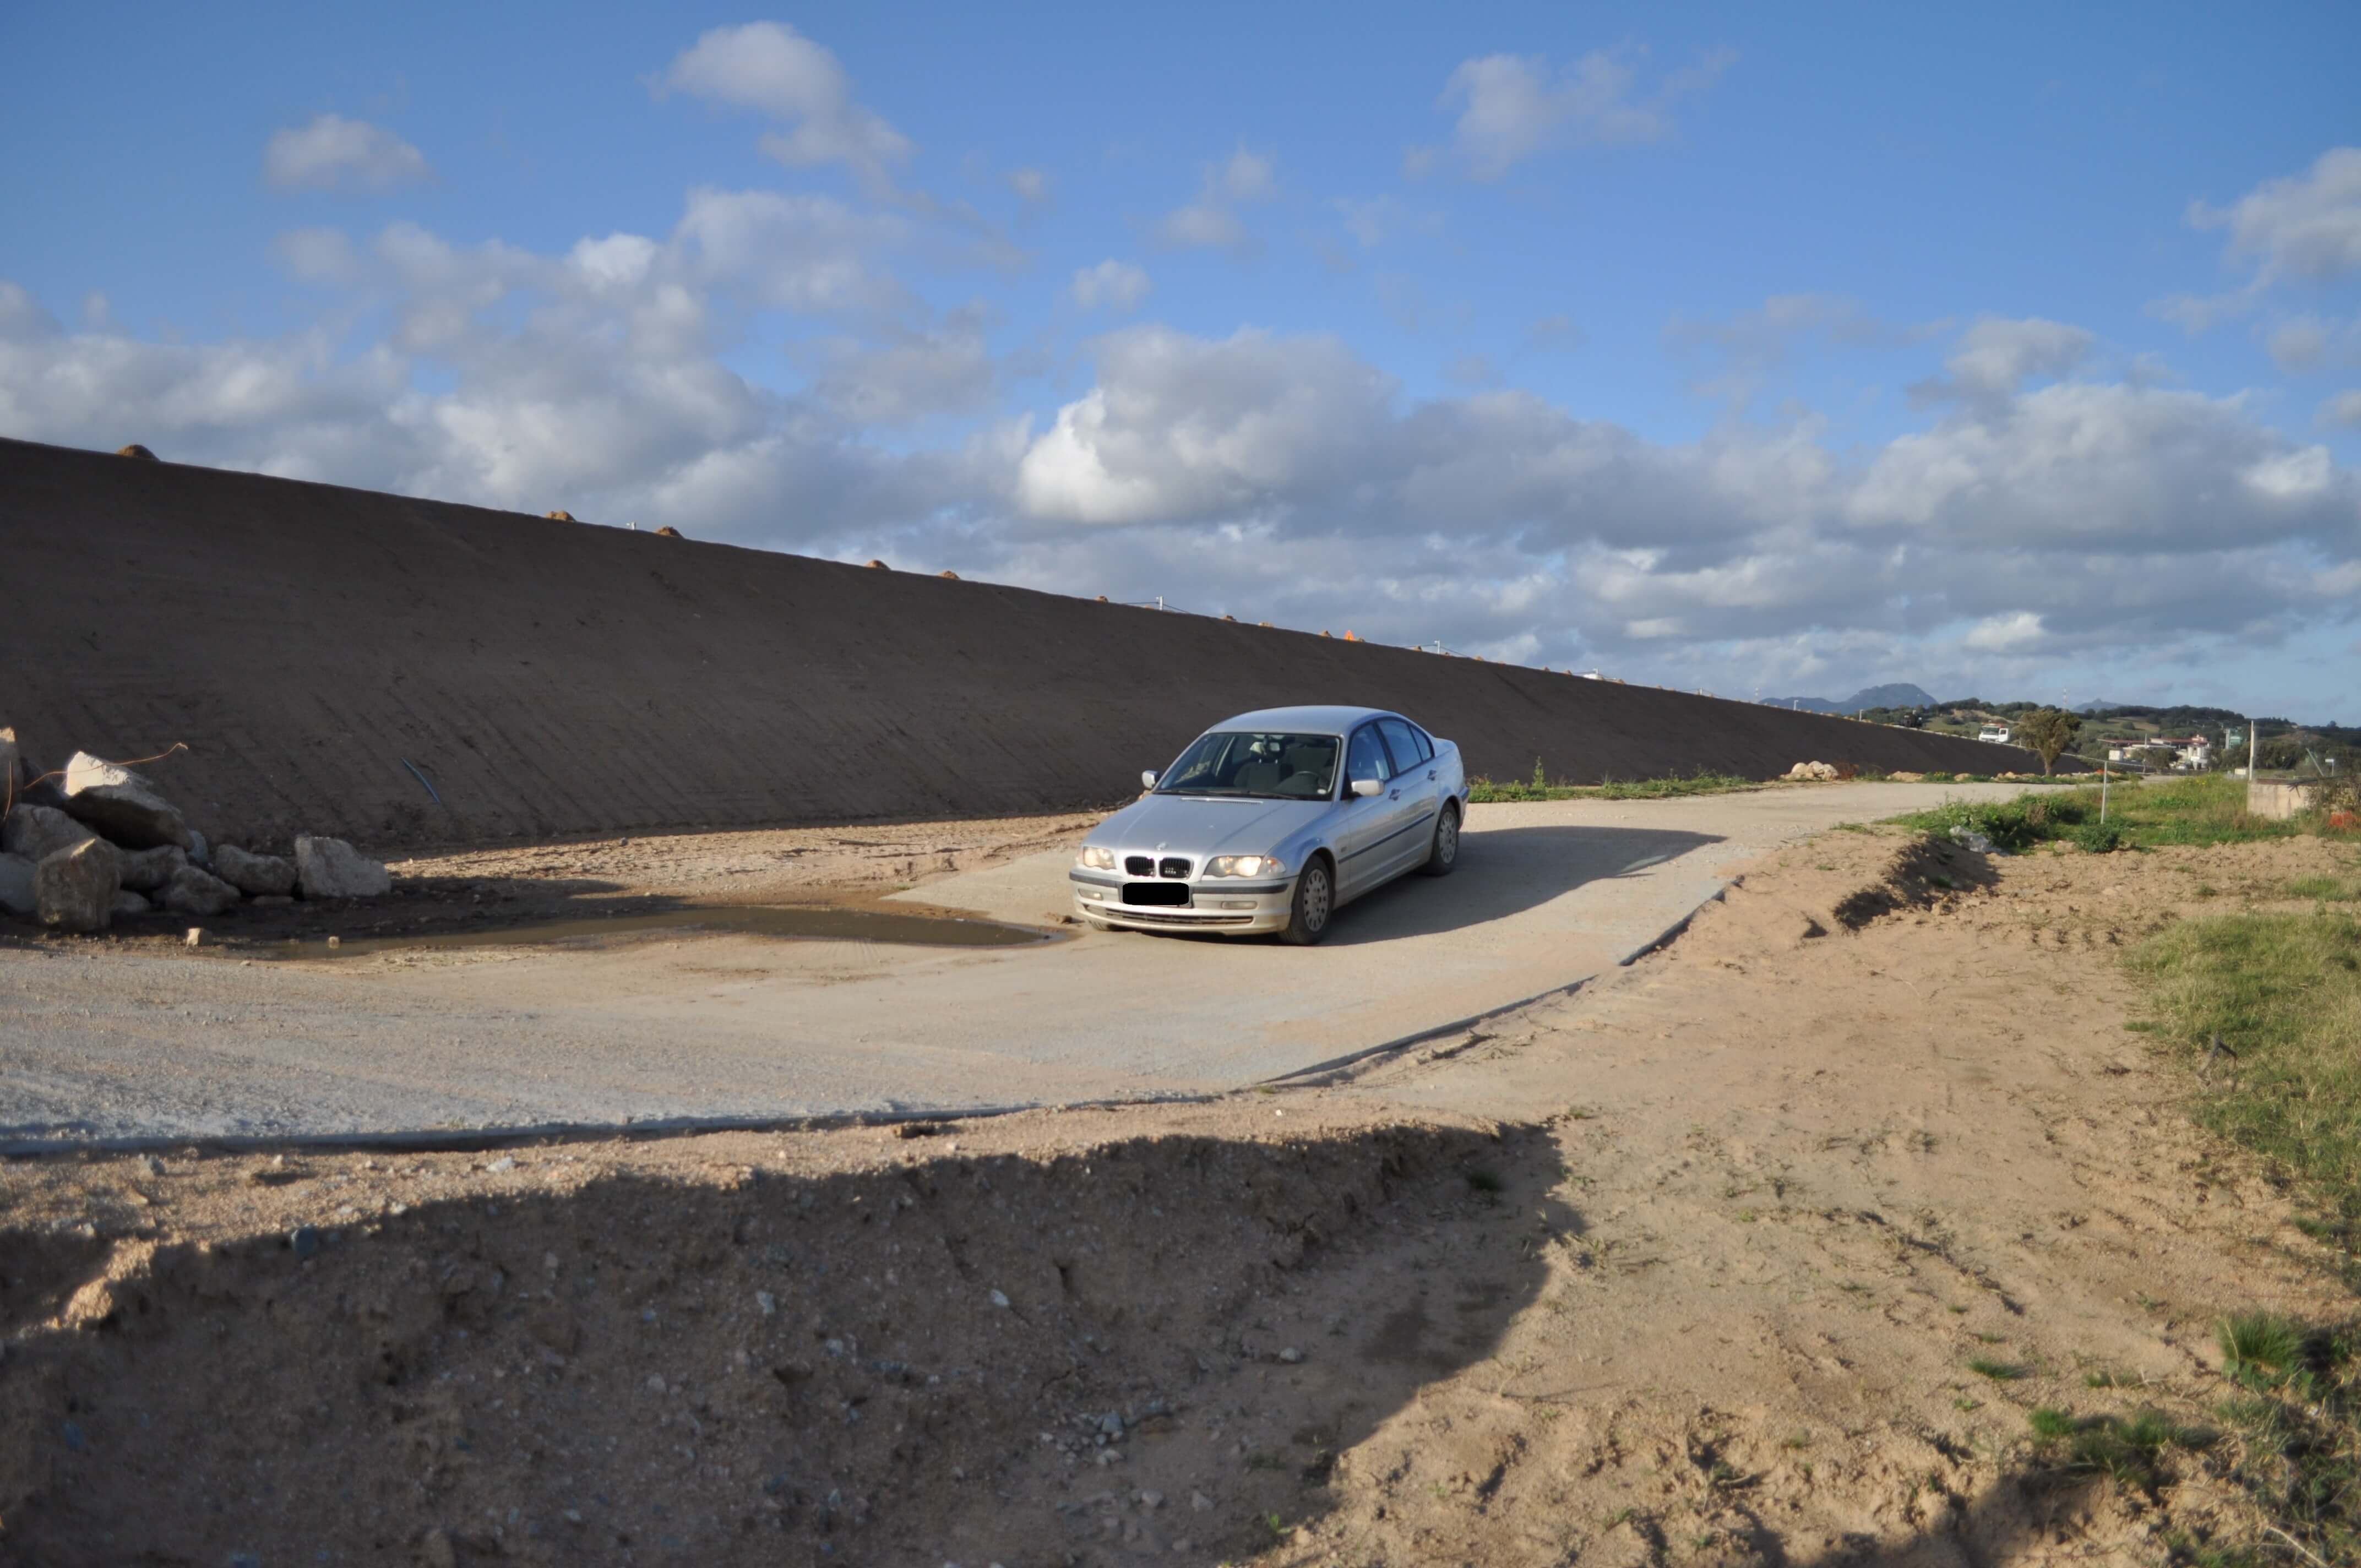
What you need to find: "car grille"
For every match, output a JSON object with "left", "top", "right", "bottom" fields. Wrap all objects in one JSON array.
[{"left": 1118, "top": 854, "right": 1196, "bottom": 879}]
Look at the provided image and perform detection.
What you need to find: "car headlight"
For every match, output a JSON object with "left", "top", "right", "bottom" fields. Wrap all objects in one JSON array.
[
  {"left": 1075, "top": 845, "right": 1117, "bottom": 871},
  {"left": 1203, "top": 854, "right": 1286, "bottom": 878}
]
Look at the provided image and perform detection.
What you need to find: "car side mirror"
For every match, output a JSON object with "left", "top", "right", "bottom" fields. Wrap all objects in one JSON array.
[
  {"left": 1141, "top": 770, "right": 1158, "bottom": 789},
  {"left": 1350, "top": 777, "right": 1384, "bottom": 798}
]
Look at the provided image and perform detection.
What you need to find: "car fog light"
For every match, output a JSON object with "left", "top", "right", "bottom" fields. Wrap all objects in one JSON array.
[
  {"left": 1203, "top": 854, "right": 1285, "bottom": 878},
  {"left": 1077, "top": 887, "right": 1106, "bottom": 900},
  {"left": 1218, "top": 899, "right": 1256, "bottom": 910}
]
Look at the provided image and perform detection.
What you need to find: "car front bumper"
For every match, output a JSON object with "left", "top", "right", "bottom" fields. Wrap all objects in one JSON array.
[{"left": 1068, "top": 869, "right": 1294, "bottom": 935}]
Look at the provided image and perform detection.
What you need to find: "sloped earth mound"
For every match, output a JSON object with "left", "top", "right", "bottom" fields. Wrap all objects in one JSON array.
[{"left": 0, "top": 1112, "right": 1563, "bottom": 1566}]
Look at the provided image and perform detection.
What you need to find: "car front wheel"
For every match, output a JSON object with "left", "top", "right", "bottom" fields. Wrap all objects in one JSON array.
[
  {"left": 1419, "top": 801, "right": 1461, "bottom": 876},
  {"left": 1279, "top": 858, "right": 1334, "bottom": 946}
]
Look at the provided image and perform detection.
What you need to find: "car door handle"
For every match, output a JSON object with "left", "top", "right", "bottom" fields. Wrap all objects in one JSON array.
[
  {"left": 1389, "top": 788, "right": 1401, "bottom": 800},
  {"left": 1426, "top": 770, "right": 1437, "bottom": 780}
]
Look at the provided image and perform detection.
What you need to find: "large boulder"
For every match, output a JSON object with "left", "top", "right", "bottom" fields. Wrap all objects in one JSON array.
[
  {"left": 35, "top": 841, "right": 119, "bottom": 932},
  {"left": 160, "top": 865, "right": 240, "bottom": 917},
  {"left": 117, "top": 843, "right": 188, "bottom": 892},
  {"left": 112, "top": 889, "right": 153, "bottom": 917},
  {"left": 60, "top": 752, "right": 193, "bottom": 851},
  {"left": 3, "top": 803, "right": 104, "bottom": 866},
  {"left": 0, "top": 853, "right": 32, "bottom": 917},
  {"left": 214, "top": 843, "right": 296, "bottom": 897},
  {"left": 296, "top": 836, "right": 390, "bottom": 900}
]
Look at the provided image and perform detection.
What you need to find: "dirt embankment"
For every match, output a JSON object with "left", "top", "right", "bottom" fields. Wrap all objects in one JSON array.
[
  {"left": 3, "top": 830, "right": 2351, "bottom": 1565},
  {"left": 1, "top": 437, "right": 2064, "bottom": 851}
]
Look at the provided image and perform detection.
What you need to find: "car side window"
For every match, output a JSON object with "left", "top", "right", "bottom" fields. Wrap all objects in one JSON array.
[
  {"left": 1378, "top": 718, "right": 1428, "bottom": 774},
  {"left": 1346, "top": 725, "right": 1392, "bottom": 787}
]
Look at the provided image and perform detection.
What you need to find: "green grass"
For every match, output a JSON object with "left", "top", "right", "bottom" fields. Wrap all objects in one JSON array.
[
  {"left": 2129, "top": 913, "right": 2361, "bottom": 1227},
  {"left": 2027, "top": 1405, "right": 2211, "bottom": 1490},
  {"left": 2206, "top": 1315, "right": 2361, "bottom": 1562},
  {"left": 2290, "top": 875, "right": 2361, "bottom": 902},
  {"left": 1467, "top": 766, "right": 1761, "bottom": 803},
  {"left": 1968, "top": 1357, "right": 2030, "bottom": 1381},
  {"left": 1892, "top": 772, "right": 2325, "bottom": 853}
]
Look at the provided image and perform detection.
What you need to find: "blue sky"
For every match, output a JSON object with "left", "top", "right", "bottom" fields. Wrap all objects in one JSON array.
[{"left": 4, "top": 2, "right": 2357, "bottom": 717}]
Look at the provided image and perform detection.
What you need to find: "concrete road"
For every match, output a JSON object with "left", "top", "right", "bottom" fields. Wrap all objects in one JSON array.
[{"left": 0, "top": 782, "right": 2045, "bottom": 1144}]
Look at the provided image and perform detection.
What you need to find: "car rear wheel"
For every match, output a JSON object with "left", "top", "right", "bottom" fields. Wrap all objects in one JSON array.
[
  {"left": 1279, "top": 857, "right": 1334, "bottom": 946},
  {"left": 1419, "top": 801, "right": 1461, "bottom": 876}
]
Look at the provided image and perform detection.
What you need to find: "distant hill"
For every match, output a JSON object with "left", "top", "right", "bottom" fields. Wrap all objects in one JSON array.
[{"left": 1765, "top": 682, "right": 1937, "bottom": 715}]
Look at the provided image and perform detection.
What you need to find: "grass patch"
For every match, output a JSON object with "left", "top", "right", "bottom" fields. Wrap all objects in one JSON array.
[
  {"left": 2027, "top": 1405, "right": 2211, "bottom": 1490},
  {"left": 1969, "top": 1357, "right": 2030, "bottom": 1381},
  {"left": 1467, "top": 765, "right": 1761, "bottom": 803},
  {"left": 2206, "top": 1315, "right": 2361, "bottom": 1562},
  {"left": 2129, "top": 913, "right": 2361, "bottom": 1229},
  {"left": 1891, "top": 772, "right": 2321, "bottom": 853},
  {"left": 2290, "top": 875, "right": 2361, "bottom": 902}
]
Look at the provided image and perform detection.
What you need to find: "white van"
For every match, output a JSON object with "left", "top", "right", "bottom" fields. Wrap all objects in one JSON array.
[{"left": 1977, "top": 723, "right": 2012, "bottom": 744}]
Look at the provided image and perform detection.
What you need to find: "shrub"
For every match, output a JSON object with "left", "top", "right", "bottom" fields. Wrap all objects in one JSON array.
[{"left": 2074, "top": 822, "right": 2123, "bottom": 853}]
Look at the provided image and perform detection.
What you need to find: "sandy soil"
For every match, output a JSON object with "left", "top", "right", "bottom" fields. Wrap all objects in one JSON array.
[
  {"left": 2, "top": 829, "right": 2352, "bottom": 1565},
  {"left": 0, "top": 812, "right": 1103, "bottom": 963}
]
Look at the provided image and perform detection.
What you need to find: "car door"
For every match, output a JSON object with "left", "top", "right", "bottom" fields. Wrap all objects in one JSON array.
[
  {"left": 1332, "top": 723, "right": 1399, "bottom": 899},
  {"left": 1376, "top": 717, "right": 1441, "bottom": 878}
]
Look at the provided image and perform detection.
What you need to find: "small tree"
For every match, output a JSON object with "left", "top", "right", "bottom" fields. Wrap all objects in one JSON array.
[{"left": 2017, "top": 707, "right": 2082, "bottom": 776}]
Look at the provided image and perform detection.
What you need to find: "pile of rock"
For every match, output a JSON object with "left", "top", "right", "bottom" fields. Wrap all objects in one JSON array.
[
  {"left": 1783, "top": 760, "right": 1844, "bottom": 781},
  {"left": 0, "top": 731, "right": 391, "bottom": 934}
]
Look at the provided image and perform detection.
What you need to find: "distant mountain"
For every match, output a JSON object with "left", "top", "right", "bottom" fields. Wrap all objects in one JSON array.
[{"left": 1764, "top": 682, "right": 1937, "bottom": 715}]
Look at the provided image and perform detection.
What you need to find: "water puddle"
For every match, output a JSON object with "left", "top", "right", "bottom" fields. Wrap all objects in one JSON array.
[{"left": 247, "top": 903, "right": 1054, "bottom": 960}]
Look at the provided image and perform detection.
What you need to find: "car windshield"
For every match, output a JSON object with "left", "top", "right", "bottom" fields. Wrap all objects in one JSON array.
[{"left": 1156, "top": 731, "right": 1340, "bottom": 799}]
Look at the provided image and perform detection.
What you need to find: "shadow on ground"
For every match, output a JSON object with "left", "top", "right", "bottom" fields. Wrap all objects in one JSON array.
[{"left": 0, "top": 1120, "right": 1574, "bottom": 1566}]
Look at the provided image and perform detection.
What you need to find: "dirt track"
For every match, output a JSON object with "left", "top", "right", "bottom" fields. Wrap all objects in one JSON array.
[
  {"left": 2, "top": 436, "right": 2063, "bottom": 850},
  {"left": 3, "top": 829, "right": 2348, "bottom": 1565}
]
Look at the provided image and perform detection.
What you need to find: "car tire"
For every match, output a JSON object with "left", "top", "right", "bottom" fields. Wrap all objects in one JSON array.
[
  {"left": 1279, "top": 856, "right": 1335, "bottom": 946},
  {"left": 1419, "top": 801, "right": 1461, "bottom": 877}
]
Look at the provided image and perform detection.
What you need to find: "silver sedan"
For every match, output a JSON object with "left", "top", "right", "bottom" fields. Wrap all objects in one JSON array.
[{"left": 1068, "top": 705, "right": 1469, "bottom": 944}]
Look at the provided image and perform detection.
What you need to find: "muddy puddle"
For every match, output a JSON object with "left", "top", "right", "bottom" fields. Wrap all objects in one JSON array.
[{"left": 243, "top": 902, "right": 1056, "bottom": 960}]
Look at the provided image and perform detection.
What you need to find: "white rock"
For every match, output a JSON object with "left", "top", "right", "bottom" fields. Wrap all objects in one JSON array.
[
  {"left": 35, "top": 840, "right": 119, "bottom": 932},
  {"left": 3, "top": 804, "right": 102, "bottom": 867},
  {"left": 117, "top": 843, "right": 188, "bottom": 892},
  {"left": 161, "top": 865, "right": 240, "bottom": 917},
  {"left": 0, "top": 727, "right": 19, "bottom": 805},
  {"left": 61, "top": 751, "right": 192, "bottom": 851},
  {"left": 989, "top": 1289, "right": 1011, "bottom": 1309},
  {"left": 295, "top": 835, "right": 390, "bottom": 900},
  {"left": 0, "top": 852, "right": 34, "bottom": 917},
  {"left": 214, "top": 844, "right": 296, "bottom": 897}
]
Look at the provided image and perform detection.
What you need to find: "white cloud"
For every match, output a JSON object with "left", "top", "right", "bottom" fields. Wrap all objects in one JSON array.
[
  {"left": 1069, "top": 259, "right": 1151, "bottom": 312},
  {"left": 2269, "top": 315, "right": 2330, "bottom": 370},
  {"left": 2323, "top": 389, "right": 2361, "bottom": 430},
  {"left": 997, "top": 319, "right": 2358, "bottom": 672},
  {"left": 2156, "top": 148, "right": 2361, "bottom": 331},
  {"left": 1153, "top": 147, "right": 1279, "bottom": 255},
  {"left": 1008, "top": 167, "right": 1051, "bottom": 203},
  {"left": 263, "top": 115, "right": 431, "bottom": 193},
  {"left": 1914, "top": 315, "right": 2093, "bottom": 401},
  {"left": 657, "top": 22, "right": 912, "bottom": 184},
  {"left": 1427, "top": 46, "right": 1735, "bottom": 181},
  {"left": 2190, "top": 146, "right": 2361, "bottom": 284}
]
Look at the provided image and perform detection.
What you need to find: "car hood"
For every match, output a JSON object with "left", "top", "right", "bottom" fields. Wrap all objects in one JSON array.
[{"left": 1091, "top": 794, "right": 1331, "bottom": 858}]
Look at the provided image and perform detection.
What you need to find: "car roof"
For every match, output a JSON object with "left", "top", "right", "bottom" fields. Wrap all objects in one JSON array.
[{"left": 1207, "top": 705, "right": 1402, "bottom": 734}]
